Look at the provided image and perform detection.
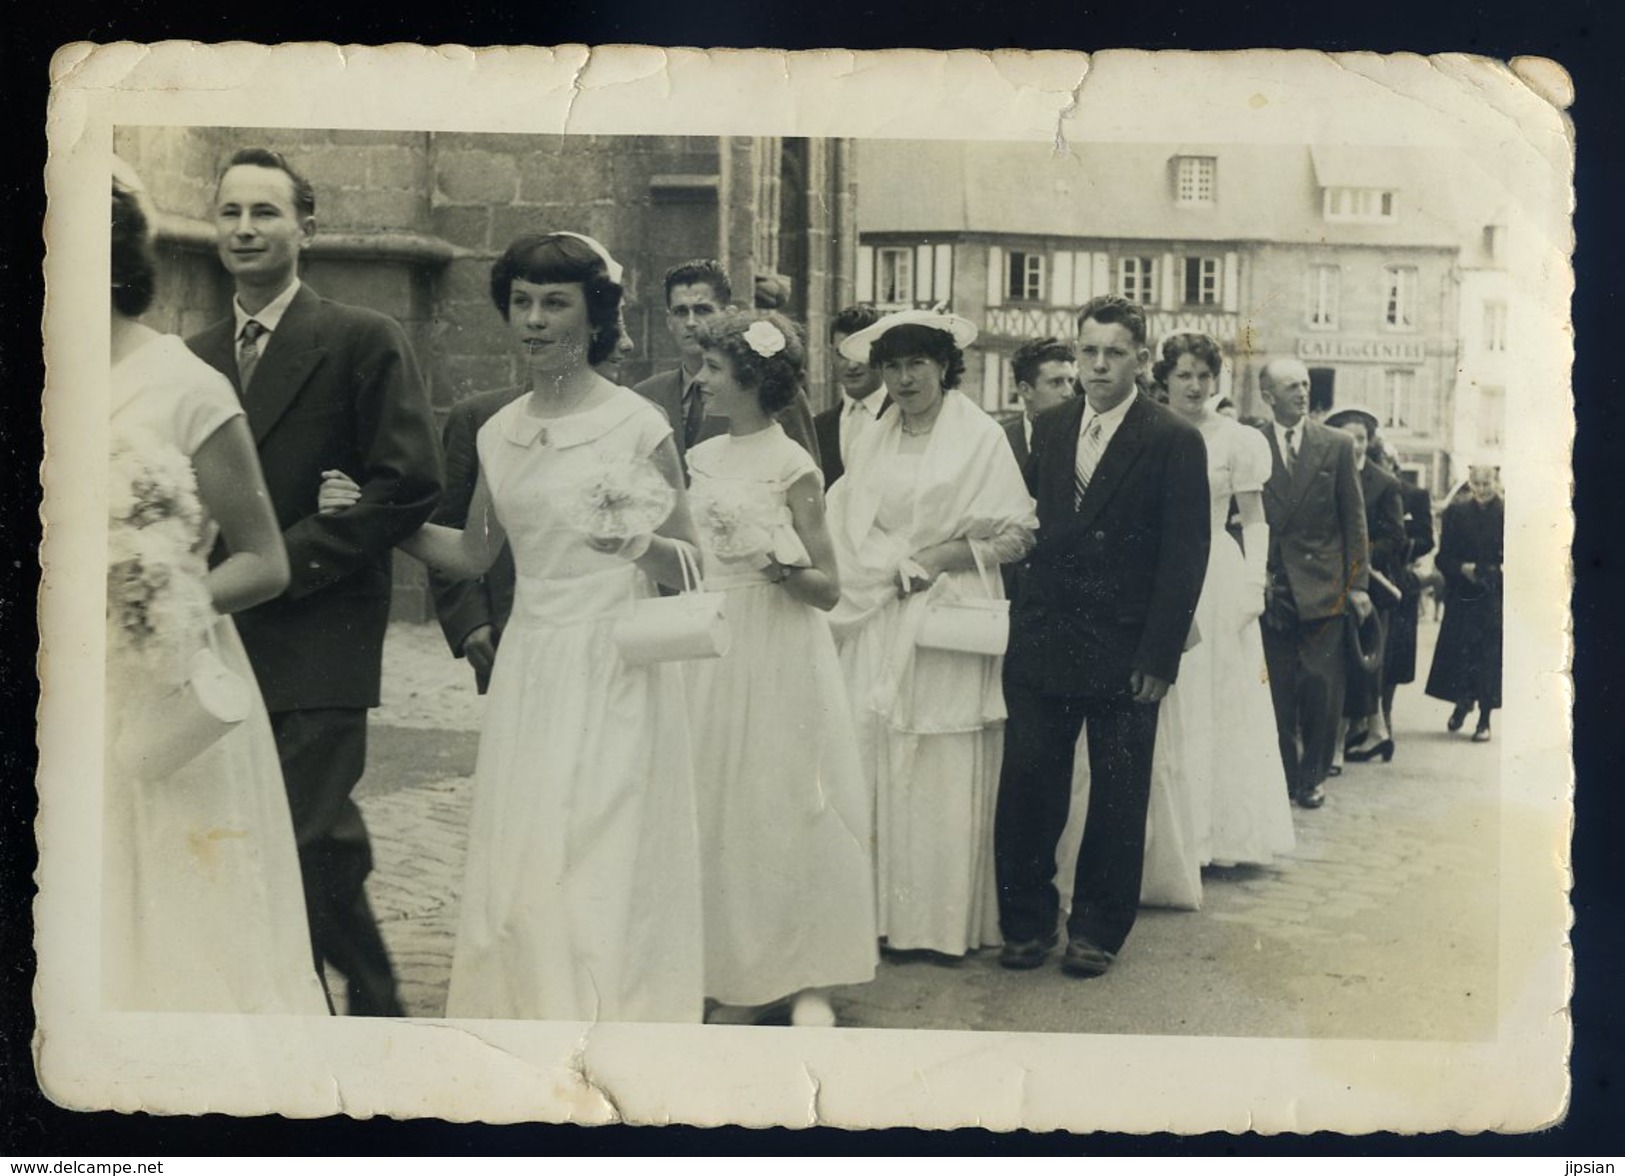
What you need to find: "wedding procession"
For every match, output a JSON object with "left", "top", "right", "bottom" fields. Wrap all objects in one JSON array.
[{"left": 101, "top": 131, "right": 1506, "bottom": 1035}]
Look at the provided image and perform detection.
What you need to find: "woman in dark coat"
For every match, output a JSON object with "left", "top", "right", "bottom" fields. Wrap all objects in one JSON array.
[
  {"left": 1425, "top": 465, "right": 1504, "bottom": 741},
  {"left": 1327, "top": 407, "right": 1407, "bottom": 763},
  {"left": 1382, "top": 453, "right": 1434, "bottom": 731}
]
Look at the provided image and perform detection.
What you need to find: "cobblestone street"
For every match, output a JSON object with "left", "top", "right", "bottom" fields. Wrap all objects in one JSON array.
[{"left": 348, "top": 617, "right": 1498, "bottom": 1040}]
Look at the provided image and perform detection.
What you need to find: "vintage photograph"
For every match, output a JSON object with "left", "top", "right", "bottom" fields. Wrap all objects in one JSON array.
[{"left": 39, "top": 46, "right": 1573, "bottom": 1132}]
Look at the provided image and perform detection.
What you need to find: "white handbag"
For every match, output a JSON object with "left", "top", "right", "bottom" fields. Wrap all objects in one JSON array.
[
  {"left": 915, "top": 564, "right": 1010, "bottom": 656},
  {"left": 112, "top": 635, "right": 254, "bottom": 784},
  {"left": 613, "top": 544, "right": 731, "bottom": 666}
]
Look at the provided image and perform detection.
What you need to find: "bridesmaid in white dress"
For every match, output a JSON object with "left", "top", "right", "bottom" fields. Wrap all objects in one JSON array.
[
  {"left": 329, "top": 233, "right": 705, "bottom": 1021},
  {"left": 683, "top": 310, "right": 877, "bottom": 1027},
  {"left": 1161, "top": 333, "right": 1295, "bottom": 867},
  {"left": 105, "top": 163, "right": 328, "bottom": 1013}
]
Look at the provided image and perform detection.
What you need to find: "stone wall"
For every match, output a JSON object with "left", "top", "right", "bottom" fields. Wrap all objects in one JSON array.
[{"left": 111, "top": 126, "right": 856, "bottom": 619}]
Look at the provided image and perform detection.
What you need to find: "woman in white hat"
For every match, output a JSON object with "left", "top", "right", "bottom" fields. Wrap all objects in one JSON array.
[{"left": 824, "top": 310, "right": 1037, "bottom": 958}]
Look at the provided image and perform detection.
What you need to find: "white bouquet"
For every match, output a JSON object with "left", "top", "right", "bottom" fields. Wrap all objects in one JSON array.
[
  {"left": 106, "top": 431, "right": 214, "bottom": 683},
  {"left": 557, "top": 453, "right": 677, "bottom": 541}
]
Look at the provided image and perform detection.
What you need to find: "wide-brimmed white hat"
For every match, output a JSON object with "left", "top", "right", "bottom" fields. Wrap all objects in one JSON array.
[{"left": 837, "top": 308, "right": 978, "bottom": 363}]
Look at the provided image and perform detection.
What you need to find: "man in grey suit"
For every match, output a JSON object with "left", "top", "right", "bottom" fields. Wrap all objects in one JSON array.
[
  {"left": 1255, "top": 358, "right": 1372, "bottom": 809},
  {"left": 634, "top": 259, "right": 819, "bottom": 469}
]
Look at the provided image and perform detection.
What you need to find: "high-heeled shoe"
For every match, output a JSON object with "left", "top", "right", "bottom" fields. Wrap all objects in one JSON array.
[
  {"left": 1472, "top": 725, "right": 1491, "bottom": 743},
  {"left": 1345, "top": 738, "right": 1395, "bottom": 763},
  {"left": 1447, "top": 703, "right": 1471, "bottom": 733}
]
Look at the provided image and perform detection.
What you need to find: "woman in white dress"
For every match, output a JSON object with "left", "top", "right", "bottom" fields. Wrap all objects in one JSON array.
[
  {"left": 1161, "top": 333, "right": 1295, "bottom": 866},
  {"left": 104, "top": 163, "right": 328, "bottom": 1014},
  {"left": 824, "top": 310, "right": 1037, "bottom": 959},
  {"left": 327, "top": 233, "right": 705, "bottom": 1021},
  {"left": 683, "top": 309, "right": 877, "bottom": 1027}
]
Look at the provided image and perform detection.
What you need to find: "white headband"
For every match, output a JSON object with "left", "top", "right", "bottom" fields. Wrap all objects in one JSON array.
[{"left": 550, "top": 231, "right": 623, "bottom": 284}]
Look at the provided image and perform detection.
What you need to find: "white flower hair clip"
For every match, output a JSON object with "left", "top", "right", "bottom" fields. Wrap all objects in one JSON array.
[{"left": 744, "top": 319, "right": 787, "bottom": 358}]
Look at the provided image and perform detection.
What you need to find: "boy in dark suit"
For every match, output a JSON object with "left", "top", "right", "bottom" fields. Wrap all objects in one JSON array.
[
  {"left": 994, "top": 296, "right": 1210, "bottom": 978},
  {"left": 187, "top": 148, "right": 443, "bottom": 1015}
]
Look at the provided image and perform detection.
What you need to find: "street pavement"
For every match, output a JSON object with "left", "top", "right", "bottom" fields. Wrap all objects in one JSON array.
[{"left": 348, "top": 617, "right": 1498, "bottom": 1041}]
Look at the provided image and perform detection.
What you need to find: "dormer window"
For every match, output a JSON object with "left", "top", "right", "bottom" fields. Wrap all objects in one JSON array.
[
  {"left": 1175, "top": 156, "right": 1216, "bottom": 206},
  {"left": 1324, "top": 187, "right": 1397, "bottom": 223}
]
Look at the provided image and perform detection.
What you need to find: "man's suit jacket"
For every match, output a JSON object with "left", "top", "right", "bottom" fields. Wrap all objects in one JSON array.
[
  {"left": 188, "top": 283, "right": 443, "bottom": 712},
  {"left": 633, "top": 366, "right": 822, "bottom": 470},
  {"left": 1003, "top": 414, "right": 1031, "bottom": 469},
  {"left": 999, "top": 414, "right": 1032, "bottom": 599},
  {"left": 428, "top": 385, "right": 522, "bottom": 687},
  {"left": 1257, "top": 419, "right": 1369, "bottom": 622},
  {"left": 813, "top": 394, "right": 893, "bottom": 486},
  {"left": 1358, "top": 459, "right": 1407, "bottom": 604},
  {"left": 1006, "top": 394, "right": 1210, "bottom": 698}
]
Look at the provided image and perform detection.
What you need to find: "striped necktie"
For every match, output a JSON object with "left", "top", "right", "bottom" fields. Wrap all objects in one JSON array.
[
  {"left": 1073, "top": 417, "right": 1105, "bottom": 508},
  {"left": 1283, "top": 426, "right": 1297, "bottom": 473},
  {"left": 238, "top": 319, "right": 268, "bottom": 392}
]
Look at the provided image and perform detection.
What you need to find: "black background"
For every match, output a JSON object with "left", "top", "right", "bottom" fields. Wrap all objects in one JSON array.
[{"left": 4, "top": 1, "right": 1619, "bottom": 1157}]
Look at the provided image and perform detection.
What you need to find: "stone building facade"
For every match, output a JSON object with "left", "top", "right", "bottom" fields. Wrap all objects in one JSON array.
[
  {"left": 113, "top": 126, "right": 858, "bottom": 616},
  {"left": 855, "top": 139, "right": 1491, "bottom": 494}
]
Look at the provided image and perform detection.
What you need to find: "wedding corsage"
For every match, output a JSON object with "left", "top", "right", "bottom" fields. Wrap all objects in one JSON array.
[
  {"left": 557, "top": 453, "right": 676, "bottom": 542},
  {"left": 692, "top": 480, "right": 776, "bottom": 564}
]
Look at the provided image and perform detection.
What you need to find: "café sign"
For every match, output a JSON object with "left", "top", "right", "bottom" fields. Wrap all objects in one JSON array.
[{"left": 1297, "top": 336, "right": 1426, "bottom": 364}]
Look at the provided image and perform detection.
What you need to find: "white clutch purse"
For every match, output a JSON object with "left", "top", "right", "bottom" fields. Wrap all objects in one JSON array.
[
  {"left": 613, "top": 544, "right": 731, "bottom": 666},
  {"left": 915, "top": 563, "right": 1010, "bottom": 657},
  {"left": 112, "top": 638, "right": 254, "bottom": 784}
]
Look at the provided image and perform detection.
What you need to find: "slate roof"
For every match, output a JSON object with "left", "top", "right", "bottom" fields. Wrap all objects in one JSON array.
[{"left": 856, "top": 140, "right": 1493, "bottom": 251}]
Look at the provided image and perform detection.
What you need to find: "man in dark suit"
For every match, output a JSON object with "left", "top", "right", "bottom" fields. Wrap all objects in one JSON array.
[
  {"left": 1000, "top": 336, "right": 1078, "bottom": 600},
  {"left": 188, "top": 148, "right": 443, "bottom": 1016},
  {"left": 428, "top": 386, "right": 523, "bottom": 693},
  {"left": 994, "top": 296, "right": 1210, "bottom": 978},
  {"left": 1254, "top": 359, "right": 1371, "bottom": 809},
  {"left": 1004, "top": 336, "right": 1079, "bottom": 469},
  {"left": 812, "top": 303, "right": 890, "bottom": 486},
  {"left": 634, "top": 259, "right": 819, "bottom": 470}
]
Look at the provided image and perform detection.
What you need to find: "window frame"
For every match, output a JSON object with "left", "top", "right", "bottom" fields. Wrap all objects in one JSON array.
[
  {"left": 1182, "top": 255, "right": 1221, "bottom": 306},
  {"left": 1006, "top": 250, "right": 1046, "bottom": 303},
  {"left": 1118, "top": 255, "right": 1158, "bottom": 306},
  {"left": 1175, "top": 156, "right": 1217, "bottom": 207},
  {"left": 1307, "top": 264, "right": 1340, "bottom": 329},
  {"left": 1324, "top": 187, "right": 1399, "bottom": 223},
  {"left": 1383, "top": 265, "right": 1419, "bottom": 331},
  {"left": 874, "top": 246, "right": 914, "bottom": 308}
]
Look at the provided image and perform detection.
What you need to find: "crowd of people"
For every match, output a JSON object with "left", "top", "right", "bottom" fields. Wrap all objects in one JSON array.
[{"left": 102, "top": 145, "right": 1506, "bottom": 1026}]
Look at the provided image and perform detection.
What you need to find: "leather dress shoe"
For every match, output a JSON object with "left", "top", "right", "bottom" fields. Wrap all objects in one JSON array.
[
  {"left": 1293, "top": 783, "right": 1326, "bottom": 809},
  {"left": 1448, "top": 703, "right": 1471, "bottom": 732},
  {"left": 999, "top": 934, "right": 1058, "bottom": 970},
  {"left": 1472, "top": 725, "right": 1491, "bottom": 743},
  {"left": 1345, "top": 738, "right": 1395, "bottom": 764},
  {"left": 1059, "top": 937, "right": 1115, "bottom": 978}
]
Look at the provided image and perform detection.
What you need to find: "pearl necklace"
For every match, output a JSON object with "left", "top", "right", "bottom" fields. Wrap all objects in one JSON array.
[{"left": 900, "top": 415, "right": 936, "bottom": 437}]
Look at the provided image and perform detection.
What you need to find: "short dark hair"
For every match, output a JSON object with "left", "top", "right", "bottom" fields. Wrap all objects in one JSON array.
[
  {"left": 830, "top": 302, "right": 883, "bottom": 339},
  {"left": 1011, "top": 337, "right": 1076, "bottom": 387},
  {"left": 489, "top": 233, "right": 627, "bottom": 366},
  {"left": 663, "top": 259, "right": 731, "bottom": 307},
  {"left": 1076, "top": 294, "right": 1148, "bottom": 346},
  {"left": 869, "top": 323, "right": 966, "bottom": 391},
  {"left": 694, "top": 309, "right": 806, "bottom": 414},
  {"left": 219, "top": 147, "right": 316, "bottom": 219},
  {"left": 1159, "top": 331, "right": 1224, "bottom": 378},
  {"left": 111, "top": 174, "right": 157, "bottom": 318}
]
